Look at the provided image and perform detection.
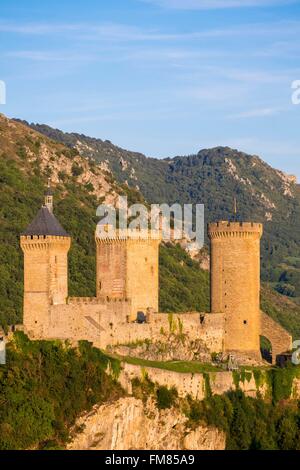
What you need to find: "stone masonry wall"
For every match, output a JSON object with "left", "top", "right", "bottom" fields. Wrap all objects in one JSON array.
[
  {"left": 45, "top": 300, "right": 225, "bottom": 352},
  {"left": 118, "top": 362, "right": 269, "bottom": 400},
  {"left": 260, "top": 311, "right": 292, "bottom": 363}
]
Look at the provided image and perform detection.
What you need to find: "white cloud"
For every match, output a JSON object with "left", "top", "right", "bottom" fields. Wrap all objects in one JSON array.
[
  {"left": 178, "top": 83, "right": 249, "bottom": 104},
  {"left": 227, "top": 107, "right": 281, "bottom": 119},
  {"left": 1, "top": 20, "right": 300, "bottom": 42},
  {"left": 5, "top": 50, "right": 96, "bottom": 62},
  {"left": 0, "top": 22, "right": 79, "bottom": 35},
  {"left": 142, "top": 0, "right": 296, "bottom": 9}
]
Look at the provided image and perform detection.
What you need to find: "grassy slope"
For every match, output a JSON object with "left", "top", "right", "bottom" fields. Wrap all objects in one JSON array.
[{"left": 118, "top": 355, "right": 222, "bottom": 373}]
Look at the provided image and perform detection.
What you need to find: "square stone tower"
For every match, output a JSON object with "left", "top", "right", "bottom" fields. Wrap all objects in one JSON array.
[
  {"left": 20, "top": 189, "right": 71, "bottom": 338},
  {"left": 95, "top": 228, "right": 161, "bottom": 320},
  {"left": 208, "top": 221, "right": 263, "bottom": 358}
]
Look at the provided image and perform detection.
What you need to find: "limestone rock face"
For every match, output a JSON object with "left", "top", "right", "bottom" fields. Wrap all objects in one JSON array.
[
  {"left": 183, "top": 427, "right": 226, "bottom": 451},
  {"left": 67, "top": 397, "right": 225, "bottom": 450}
]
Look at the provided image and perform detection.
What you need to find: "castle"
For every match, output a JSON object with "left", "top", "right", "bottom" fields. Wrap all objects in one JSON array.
[{"left": 20, "top": 189, "right": 292, "bottom": 364}]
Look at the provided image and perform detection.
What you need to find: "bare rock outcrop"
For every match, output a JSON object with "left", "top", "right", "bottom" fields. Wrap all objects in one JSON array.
[
  {"left": 67, "top": 397, "right": 225, "bottom": 450},
  {"left": 109, "top": 335, "right": 211, "bottom": 362}
]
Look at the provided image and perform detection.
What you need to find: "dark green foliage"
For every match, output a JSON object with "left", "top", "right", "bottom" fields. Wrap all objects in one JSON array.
[
  {"left": 260, "top": 335, "right": 272, "bottom": 352},
  {"left": 156, "top": 385, "right": 178, "bottom": 409},
  {"left": 185, "top": 390, "right": 300, "bottom": 450},
  {"left": 131, "top": 375, "right": 178, "bottom": 409},
  {"left": 71, "top": 163, "right": 84, "bottom": 177},
  {"left": 0, "top": 157, "right": 44, "bottom": 329},
  {"left": 131, "top": 375, "right": 155, "bottom": 403},
  {"left": 270, "top": 365, "right": 299, "bottom": 403},
  {"left": 159, "top": 243, "right": 210, "bottom": 313},
  {"left": 275, "top": 283, "right": 296, "bottom": 297},
  {"left": 0, "top": 332, "right": 123, "bottom": 450},
  {"left": 84, "top": 182, "right": 94, "bottom": 192},
  {"left": 279, "top": 269, "right": 300, "bottom": 297},
  {"left": 61, "top": 148, "right": 78, "bottom": 159},
  {"left": 203, "top": 373, "right": 212, "bottom": 398},
  {"left": 58, "top": 170, "right": 67, "bottom": 182}
]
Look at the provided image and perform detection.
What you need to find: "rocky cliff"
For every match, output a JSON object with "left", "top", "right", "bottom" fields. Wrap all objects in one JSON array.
[{"left": 67, "top": 397, "right": 225, "bottom": 450}]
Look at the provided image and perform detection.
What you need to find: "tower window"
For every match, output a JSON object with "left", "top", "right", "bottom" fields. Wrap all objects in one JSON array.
[{"left": 243, "top": 320, "right": 247, "bottom": 325}]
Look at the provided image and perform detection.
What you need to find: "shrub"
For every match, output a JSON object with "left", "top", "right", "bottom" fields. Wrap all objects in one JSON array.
[
  {"left": 71, "top": 163, "right": 84, "bottom": 177},
  {"left": 156, "top": 386, "right": 178, "bottom": 409}
]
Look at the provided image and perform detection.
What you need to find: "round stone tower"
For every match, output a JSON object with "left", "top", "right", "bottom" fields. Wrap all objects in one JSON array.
[
  {"left": 20, "top": 189, "right": 71, "bottom": 338},
  {"left": 208, "top": 221, "right": 263, "bottom": 357}
]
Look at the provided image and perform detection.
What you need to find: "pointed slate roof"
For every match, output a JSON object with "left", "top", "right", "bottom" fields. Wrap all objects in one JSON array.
[{"left": 22, "top": 206, "right": 70, "bottom": 237}]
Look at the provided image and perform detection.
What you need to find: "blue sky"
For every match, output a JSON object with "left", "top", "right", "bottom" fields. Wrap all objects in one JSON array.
[{"left": 1, "top": 0, "right": 300, "bottom": 178}]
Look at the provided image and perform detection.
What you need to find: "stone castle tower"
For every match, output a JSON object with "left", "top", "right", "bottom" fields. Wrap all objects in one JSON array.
[
  {"left": 20, "top": 187, "right": 71, "bottom": 338},
  {"left": 95, "top": 228, "right": 161, "bottom": 320},
  {"left": 208, "top": 221, "right": 263, "bottom": 358}
]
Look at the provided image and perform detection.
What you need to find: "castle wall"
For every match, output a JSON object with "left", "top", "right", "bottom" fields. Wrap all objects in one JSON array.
[
  {"left": 208, "top": 222, "right": 263, "bottom": 356},
  {"left": 118, "top": 362, "right": 269, "bottom": 400},
  {"left": 48, "top": 298, "right": 131, "bottom": 347},
  {"left": 260, "top": 311, "right": 292, "bottom": 363},
  {"left": 45, "top": 300, "right": 225, "bottom": 353}
]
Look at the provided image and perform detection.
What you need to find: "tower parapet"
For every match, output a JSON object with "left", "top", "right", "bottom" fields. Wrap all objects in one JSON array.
[
  {"left": 208, "top": 221, "right": 263, "bottom": 238},
  {"left": 208, "top": 220, "right": 263, "bottom": 358},
  {"left": 95, "top": 227, "right": 161, "bottom": 242}
]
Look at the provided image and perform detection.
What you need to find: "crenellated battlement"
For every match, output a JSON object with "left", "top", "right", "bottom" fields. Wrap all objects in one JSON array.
[
  {"left": 20, "top": 235, "right": 71, "bottom": 251},
  {"left": 95, "top": 228, "right": 161, "bottom": 244},
  {"left": 208, "top": 221, "right": 263, "bottom": 239},
  {"left": 68, "top": 296, "right": 130, "bottom": 305}
]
